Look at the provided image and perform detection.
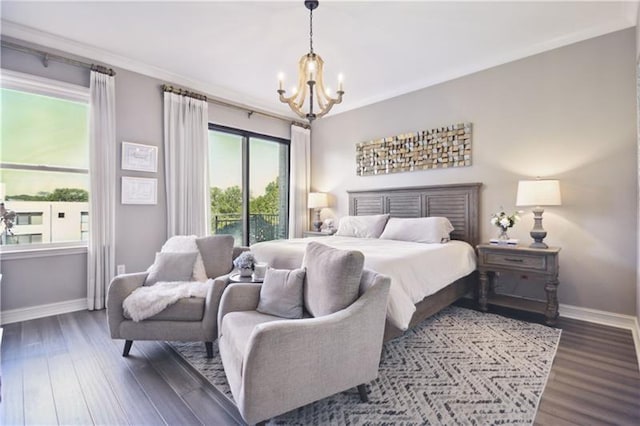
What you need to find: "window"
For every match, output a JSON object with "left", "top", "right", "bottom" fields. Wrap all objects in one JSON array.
[
  {"left": 5, "top": 233, "right": 43, "bottom": 245},
  {"left": 16, "top": 212, "right": 43, "bottom": 225},
  {"left": 0, "top": 70, "right": 90, "bottom": 248},
  {"left": 80, "top": 211, "right": 89, "bottom": 241},
  {"left": 208, "top": 125, "right": 289, "bottom": 246}
]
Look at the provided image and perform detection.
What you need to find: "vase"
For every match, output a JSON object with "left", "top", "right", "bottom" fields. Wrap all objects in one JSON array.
[
  {"left": 498, "top": 227, "right": 510, "bottom": 241},
  {"left": 239, "top": 267, "right": 253, "bottom": 277}
]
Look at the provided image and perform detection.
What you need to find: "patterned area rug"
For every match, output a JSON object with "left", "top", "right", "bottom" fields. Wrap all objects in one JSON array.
[{"left": 170, "top": 306, "right": 561, "bottom": 425}]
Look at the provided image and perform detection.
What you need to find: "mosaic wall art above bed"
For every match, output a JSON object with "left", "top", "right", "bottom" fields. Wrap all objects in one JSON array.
[{"left": 356, "top": 122, "right": 472, "bottom": 176}]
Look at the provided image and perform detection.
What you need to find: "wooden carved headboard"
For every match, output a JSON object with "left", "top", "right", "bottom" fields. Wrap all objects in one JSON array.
[{"left": 348, "top": 183, "right": 481, "bottom": 247}]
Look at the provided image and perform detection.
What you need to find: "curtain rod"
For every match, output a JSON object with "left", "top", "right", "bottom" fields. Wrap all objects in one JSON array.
[
  {"left": 162, "top": 84, "right": 207, "bottom": 101},
  {"left": 1, "top": 40, "right": 307, "bottom": 128},
  {"left": 163, "top": 83, "right": 309, "bottom": 129},
  {"left": 1, "top": 40, "right": 115, "bottom": 76}
]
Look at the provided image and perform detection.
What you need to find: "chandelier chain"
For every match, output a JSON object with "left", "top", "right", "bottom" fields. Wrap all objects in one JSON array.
[{"left": 309, "top": 8, "right": 314, "bottom": 54}]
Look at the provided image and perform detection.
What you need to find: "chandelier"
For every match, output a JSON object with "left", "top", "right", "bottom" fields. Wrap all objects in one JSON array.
[{"left": 277, "top": 0, "right": 344, "bottom": 122}]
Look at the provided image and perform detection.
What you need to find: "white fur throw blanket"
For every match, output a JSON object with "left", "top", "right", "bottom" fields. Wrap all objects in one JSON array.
[{"left": 123, "top": 279, "right": 212, "bottom": 322}]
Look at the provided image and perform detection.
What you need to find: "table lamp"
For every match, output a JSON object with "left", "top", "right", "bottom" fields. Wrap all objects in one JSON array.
[
  {"left": 516, "top": 179, "right": 561, "bottom": 249},
  {"left": 308, "top": 192, "right": 328, "bottom": 232}
]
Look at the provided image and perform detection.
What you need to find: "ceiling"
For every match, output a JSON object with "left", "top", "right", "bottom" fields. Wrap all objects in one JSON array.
[{"left": 1, "top": 1, "right": 637, "bottom": 120}]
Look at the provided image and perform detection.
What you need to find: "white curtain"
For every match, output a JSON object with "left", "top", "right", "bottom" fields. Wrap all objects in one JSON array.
[
  {"left": 163, "top": 92, "right": 209, "bottom": 237},
  {"left": 87, "top": 70, "right": 116, "bottom": 310},
  {"left": 288, "top": 125, "right": 311, "bottom": 238}
]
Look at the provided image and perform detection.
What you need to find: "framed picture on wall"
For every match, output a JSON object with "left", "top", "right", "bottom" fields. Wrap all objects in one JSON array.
[
  {"left": 121, "top": 141, "right": 158, "bottom": 173},
  {"left": 121, "top": 177, "right": 157, "bottom": 205}
]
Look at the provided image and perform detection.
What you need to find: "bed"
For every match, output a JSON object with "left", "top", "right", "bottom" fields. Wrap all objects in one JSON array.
[{"left": 252, "top": 183, "right": 481, "bottom": 341}]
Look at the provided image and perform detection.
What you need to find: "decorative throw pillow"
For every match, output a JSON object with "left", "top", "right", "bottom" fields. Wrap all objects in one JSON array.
[
  {"left": 257, "top": 267, "right": 306, "bottom": 319},
  {"left": 379, "top": 217, "right": 455, "bottom": 243},
  {"left": 302, "top": 242, "right": 364, "bottom": 317},
  {"left": 160, "top": 235, "right": 208, "bottom": 282},
  {"left": 335, "top": 214, "right": 390, "bottom": 238},
  {"left": 145, "top": 252, "right": 198, "bottom": 286},
  {"left": 195, "top": 235, "right": 234, "bottom": 278}
]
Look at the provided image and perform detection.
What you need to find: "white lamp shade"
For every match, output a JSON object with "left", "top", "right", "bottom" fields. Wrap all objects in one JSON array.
[
  {"left": 308, "top": 192, "right": 329, "bottom": 209},
  {"left": 516, "top": 180, "right": 562, "bottom": 207}
]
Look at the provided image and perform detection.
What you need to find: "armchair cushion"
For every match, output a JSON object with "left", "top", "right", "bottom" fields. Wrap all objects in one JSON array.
[
  {"left": 145, "top": 252, "right": 198, "bottom": 286},
  {"left": 257, "top": 267, "right": 306, "bottom": 319},
  {"left": 123, "top": 297, "right": 204, "bottom": 321},
  {"left": 196, "top": 235, "right": 235, "bottom": 278},
  {"left": 161, "top": 235, "right": 208, "bottom": 281},
  {"left": 302, "top": 242, "right": 364, "bottom": 317}
]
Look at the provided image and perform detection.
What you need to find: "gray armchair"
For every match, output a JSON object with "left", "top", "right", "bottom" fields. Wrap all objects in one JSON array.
[
  {"left": 217, "top": 268, "right": 391, "bottom": 425},
  {"left": 107, "top": 239, "right": 248, "bottom": 358}
]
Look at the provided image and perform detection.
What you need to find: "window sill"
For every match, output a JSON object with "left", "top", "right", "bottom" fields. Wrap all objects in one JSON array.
[{"left": 1, "top": 243, "right": 88, "bottom": 260}]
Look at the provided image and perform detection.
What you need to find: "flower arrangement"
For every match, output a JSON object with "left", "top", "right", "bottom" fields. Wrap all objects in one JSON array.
[
  {"left": 490, "top": 208, "right": 521, "bottom": 233},
  {"left": 233, "top": 251, "right": 256, "bottom": 271}
]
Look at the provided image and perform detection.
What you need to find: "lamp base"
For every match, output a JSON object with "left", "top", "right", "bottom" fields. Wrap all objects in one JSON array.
[
  {"left": 313, "top": 209, "right": 322, "bottom": 232},
  {"left": 529, "top": 240, "right": 549, "bottom": 249},
  {"left": 529, "top": 207, "right": 549, "bottom": 249}
]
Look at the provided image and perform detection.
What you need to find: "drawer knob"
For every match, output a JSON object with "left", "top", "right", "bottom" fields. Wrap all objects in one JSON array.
[{"left": 504, "top": 257, "right": 524, "bottom": 263}]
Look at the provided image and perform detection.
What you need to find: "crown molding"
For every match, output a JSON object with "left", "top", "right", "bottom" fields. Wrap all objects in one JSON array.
[{"left": 0, "top": 20, "right": 298, "bottom": 120}]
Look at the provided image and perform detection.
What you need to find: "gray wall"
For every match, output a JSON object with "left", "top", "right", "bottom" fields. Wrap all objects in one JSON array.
[
  {"left": 311, "top": 29, "right": 638, "bottom": 316},
  {"left": 637, "top": 11, "right": 639, "bottom": 61},
  {"left": 1, "top": 252, "right": 87, "bottom": 310},
  {"left": 0, "top": 39, "right": 290, "bottom": 313},
  {"left": 636, "top": 14, "right": 640, "bottom": 322}
]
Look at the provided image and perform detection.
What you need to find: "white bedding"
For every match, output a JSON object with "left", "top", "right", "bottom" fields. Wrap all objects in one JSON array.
[{"left": 251, "top": 236, "right": 476, "bottom": 330}]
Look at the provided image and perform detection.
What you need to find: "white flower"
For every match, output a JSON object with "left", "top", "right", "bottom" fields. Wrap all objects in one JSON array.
[
  {"left": 499, "top": 217, "right": 510, "bottom": 228},
  {"left": 490, "top": 217, "right": 498, "bottom": 225}
]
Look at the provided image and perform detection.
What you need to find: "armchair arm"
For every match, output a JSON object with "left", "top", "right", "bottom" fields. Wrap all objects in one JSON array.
[
  {"left": 106, "top": 272, "right": 148, "bottom": 338},
  {"left": 201, "top": 273, "right": 234, "bottom": 339},
  {"left": 217, "top": 283, "right": 262, "bottom": 338},
  {"left": 239, "top": 276, "right": 390, "bottom": 423}
]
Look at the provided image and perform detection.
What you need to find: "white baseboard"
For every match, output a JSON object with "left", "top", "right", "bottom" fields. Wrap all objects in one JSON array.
[
  {"left": 1, "top": 298, "right": 87, "bottom": 325},
  {"left": 559, "top": 303, "right": 640, "bottom": 370}
]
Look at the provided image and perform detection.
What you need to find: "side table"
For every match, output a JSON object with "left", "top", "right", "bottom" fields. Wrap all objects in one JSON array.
[
  {"left": 229, "top": 272, "right": 264, "bottom": 284},
  {"left": 476, "top": 244, "right": 561, "bottom": 325}
]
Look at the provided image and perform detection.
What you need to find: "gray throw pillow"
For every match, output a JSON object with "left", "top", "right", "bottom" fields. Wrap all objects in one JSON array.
[
  {"left": 195, "top": 235, "right": 234, "bottom": 278},
  {"left": 145, "top": 252, "right": 198, "bottom": 286},
  {"left": 257, "top": 267, "right": 306, "bottom": 319},
  {"left": 302, "top": 242, "right": 365, "bottom": 317}
]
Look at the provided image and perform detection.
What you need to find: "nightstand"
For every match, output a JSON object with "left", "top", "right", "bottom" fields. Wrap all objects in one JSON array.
[
  {"left": 476, "top": 244, "right": 561, "bottom": 325},
  {"left": 303, "top": 231, "right": 334, "bottom": 237}
]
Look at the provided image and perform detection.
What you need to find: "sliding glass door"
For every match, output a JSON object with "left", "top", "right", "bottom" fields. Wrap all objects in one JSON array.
[
  {"left": 208, "top": 130, "right": 244, "bottom": 245},
  {"left": 208, "top": 125, "right": 289, "bottom": 246}
]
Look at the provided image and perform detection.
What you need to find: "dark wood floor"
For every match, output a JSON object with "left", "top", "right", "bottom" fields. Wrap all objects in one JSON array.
[{"left": 1, "top": 306, "right": 639, "bottom": 425}]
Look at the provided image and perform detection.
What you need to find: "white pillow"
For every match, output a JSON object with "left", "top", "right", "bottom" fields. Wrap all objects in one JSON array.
[
  {"left": 379, "top": 217, "right": 454, "bottom": 244},
  {"left": 335, "top": 214, "right": 390, "bottom": 238},
  {"left": 159, "top": 235, "right": 208, "bottom": 282}
]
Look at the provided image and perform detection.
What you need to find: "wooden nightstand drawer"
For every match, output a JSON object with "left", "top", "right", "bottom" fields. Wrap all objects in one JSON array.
[{"left": 484, "top": 252, "right": 546, "bottom": 271}]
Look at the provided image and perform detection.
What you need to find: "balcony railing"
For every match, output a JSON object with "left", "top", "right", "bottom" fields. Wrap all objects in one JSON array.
[{"left": 212, "top": 213, "right": 285, "bottom": 244}]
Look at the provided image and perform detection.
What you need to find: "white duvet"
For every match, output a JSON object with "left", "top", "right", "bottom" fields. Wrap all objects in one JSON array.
[{"left": 251, "top": 236, "right": 476, "bottom": 330}]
